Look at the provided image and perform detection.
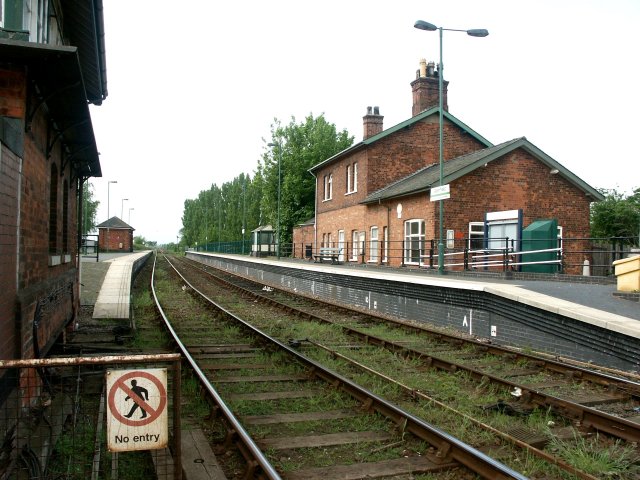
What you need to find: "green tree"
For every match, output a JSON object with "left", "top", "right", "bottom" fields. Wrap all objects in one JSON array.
[
  {"left": 181, "top": 173, "right": 262, "bottom": 249},
  {"left": 590, "top": 188, "right": 640, "bottom": 245},
  {"left": 81, "top": 180, "right": 100, "bottom": 235},
  {"left": 180, "top": 113, "right": 352, "bottom": 250},
  {"left": 261, "top": 114, "right": 353, "bottom": 244}
]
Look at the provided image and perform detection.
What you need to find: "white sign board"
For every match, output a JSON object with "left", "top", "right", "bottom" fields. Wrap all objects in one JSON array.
[
  {"left": 106, "top": 368, "right": 168, "bottom": 452},
  {"left": 430, "top": 184, "right": 450, "bottom": 201}
]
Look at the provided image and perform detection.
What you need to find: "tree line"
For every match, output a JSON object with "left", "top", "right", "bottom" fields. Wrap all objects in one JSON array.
[{"left": 180, "top": 114, "right": 353, "bottom": 248}]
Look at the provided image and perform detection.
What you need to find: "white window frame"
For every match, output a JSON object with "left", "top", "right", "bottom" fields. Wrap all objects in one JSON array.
[
  {"left": 468, "top": 222, "right": 484, "bottom": 250},
  {"left": 404, "top": 219, "right": 425, "bottom": 265},
  {"left": 323, "top": 174, "right": 333, "bottom": 201},
  {"left": 351, "top": 230, "right": 358, "bottom": 260},
  {"left": 346, "top": 165, "right": 352, "bottom": 193},
  {"left": 353, "top": 162, "right": 358, "bottom": 192},
  {"left": 369, "top": 226, "right": 378, "bottom": 263},
  {"left": 338, "top": 230, "right": 345, "bottom": 262},
  {"left": 382, "top": 226, "right": 388, "bottom": 263}
]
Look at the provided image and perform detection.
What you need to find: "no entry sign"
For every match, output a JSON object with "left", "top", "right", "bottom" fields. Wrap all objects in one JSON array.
[{"left": 106, "top": 368, "right": 168, "bottom": 452}]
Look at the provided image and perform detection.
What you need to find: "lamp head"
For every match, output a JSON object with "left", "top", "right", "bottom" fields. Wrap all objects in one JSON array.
[
  {"left": 467, "top": 29, "right": 489, "bottom": 37},
  {"left": 414, "top": 20, "right": 438, "bottom": 31}
]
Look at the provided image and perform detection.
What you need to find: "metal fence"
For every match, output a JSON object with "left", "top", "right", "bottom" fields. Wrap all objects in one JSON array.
[
  {"left": 0, "top": 354, "right": 181, "bottom": 480},
  {"left": 190, "top": 236, "right": 638, "bottom": 277}
]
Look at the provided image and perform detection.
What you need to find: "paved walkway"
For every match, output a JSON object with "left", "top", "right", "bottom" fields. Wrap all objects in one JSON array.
[{"left": 80, "top": 251, "right": 152, "bottom": 319}]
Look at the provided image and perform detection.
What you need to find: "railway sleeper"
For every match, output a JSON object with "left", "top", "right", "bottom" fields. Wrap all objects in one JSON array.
[
  {"left": 280, "top": 455, "right": 459, "bottom": 479},
  {"left": 504, "top": 425, "right": 588, "bottom": 449}
]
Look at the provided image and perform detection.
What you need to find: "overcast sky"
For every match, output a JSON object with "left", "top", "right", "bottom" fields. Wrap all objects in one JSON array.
[{"left": 89, "top": 0, "right": 639, "bottom": 244}]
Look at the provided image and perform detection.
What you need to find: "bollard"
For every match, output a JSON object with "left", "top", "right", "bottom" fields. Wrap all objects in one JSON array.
[{"left": 582, "top": 258, "right": 590, "bottom": 276}]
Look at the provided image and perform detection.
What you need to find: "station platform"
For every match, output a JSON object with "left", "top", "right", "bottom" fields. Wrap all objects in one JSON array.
[
  {"left": 186, "top": 252, "right": 640, "bottom": 371},
  {"left": 195, "top": 252, "right": 640, "bottom": 329},
  {"left": 80, "top": 251, "right": 152, "bottom": 319}
]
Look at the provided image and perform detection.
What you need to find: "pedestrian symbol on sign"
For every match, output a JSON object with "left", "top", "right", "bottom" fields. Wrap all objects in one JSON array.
[
  {"left": 124, "top": 379, "right": 149, "bottom": 419},
  {"left": 106, "top": 369, "right": 168, "bottom": 452}
]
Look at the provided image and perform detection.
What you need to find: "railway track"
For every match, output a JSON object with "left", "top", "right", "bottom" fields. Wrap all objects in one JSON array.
[
  {"left": 166, "top": 253, "right": 640, "bottom": 478},
  {"left": 151, "top": 253, "right": 527, "bottom": 479}
]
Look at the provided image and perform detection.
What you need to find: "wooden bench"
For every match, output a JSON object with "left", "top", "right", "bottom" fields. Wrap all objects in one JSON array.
[{"left": 313, "top": 247, "right": 343, "bottom": 264}]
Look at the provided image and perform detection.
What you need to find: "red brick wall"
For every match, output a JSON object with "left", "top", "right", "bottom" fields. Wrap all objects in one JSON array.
[
  {"left": 314, "top": 144, "right": 592, "bottom": 272},
  {"left": 292, "top": 224, "right": 314, "bottom": 258},
  {"left": 1, "top": 68, "right": 80, "bottom": 360},
  {"left": 447, "top": 150, "right": 591, "bottom": 237},
  {"left": 367, "top": 117, "right": 485, "bottom": 193},
  {"left": 0, "top": 145, "right": 20, "bottom": 360},
  {"left": 99, "top": 228, "right": 133, "bottom": 251},
  {"left": 314, "top": 116, "right": 486, "bottom": 222}
]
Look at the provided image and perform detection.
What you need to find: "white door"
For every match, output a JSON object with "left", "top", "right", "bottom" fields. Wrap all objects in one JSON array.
[{"left": 338, "top": 230, "right": 345, "bottom": 262}]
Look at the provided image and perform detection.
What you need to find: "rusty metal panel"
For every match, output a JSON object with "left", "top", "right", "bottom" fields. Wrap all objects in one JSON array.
[{"left": 0, "top": 354, "right": 181, "bottom": 479}]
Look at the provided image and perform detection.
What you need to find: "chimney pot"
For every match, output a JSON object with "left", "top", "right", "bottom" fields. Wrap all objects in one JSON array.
[
  {"left": 373, "top": 106, "right": 379, "bottom": 115},
  {"left": 411, "top": 59, "right": 448, "bottom": 116},
  {"left": 419, "top": 58, "right": 427, "bottom": 77}
]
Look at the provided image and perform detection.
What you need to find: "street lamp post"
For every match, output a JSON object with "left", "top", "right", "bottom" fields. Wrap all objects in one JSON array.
[
  {"left": 121, "top": 198, "right": 129, "bottom": 219},
  {"left": 107, "top": 180, "right": 117, "bottom": 252},
  {"left": 268, "top": 141, "right": 282, "bottom": 259},
  {"left": 128, "top": 207, "right": 134, "bottom": 223},
  {"left": 414, "top": 20, "right": 488, "bottom": 274}
]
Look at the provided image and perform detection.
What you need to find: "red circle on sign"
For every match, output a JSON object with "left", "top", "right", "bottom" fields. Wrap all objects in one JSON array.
[{"left": 108, "top": 370, "right": 167, "bottom": 427}]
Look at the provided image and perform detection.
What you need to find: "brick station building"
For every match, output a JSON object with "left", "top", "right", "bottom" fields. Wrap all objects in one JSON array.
[
  {"left": 97, "top": 217, "right": 135, "bottom": 252},
  {"left": 0, "top": 1, "right": 107, "bottom": 392},
  {"left": 297, "top": 59, "right": 603, "bottom": 272}
]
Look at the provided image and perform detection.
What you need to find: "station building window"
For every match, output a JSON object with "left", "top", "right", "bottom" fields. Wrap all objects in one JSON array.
[
  {"left": 351, "top": 230, "right": 365, "bottom": 261},
  {"left": 323, "top": 174, "right": 333, "bottom": 201},
  {"left": 370, "top": 226, "right": 379, "bottom": 262},
  {"left": 63, "top": 179, "right": 69, "bottom": 253},
  {"left": 49, "top": 163, "right": 58, "bottom": 254},
  {"left": 468, "top": 222, "right": 484, "bottom": 250},
  {"left": 346, "top": 162, "right": 358, "bottom": 194},
  {"left": 404, "top": 219, "right": 425, "bottom": 265},
  {"left": 382, "top": 226, "right": 388, "bottom": 263}
]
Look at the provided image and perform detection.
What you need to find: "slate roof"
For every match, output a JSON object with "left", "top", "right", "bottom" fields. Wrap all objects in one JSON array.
[
  {"left": 362, "top": 137, "right": 605, "bottom": 204},
  {"left": 96, "top": 217, "right": 134, "bottom": 230}
]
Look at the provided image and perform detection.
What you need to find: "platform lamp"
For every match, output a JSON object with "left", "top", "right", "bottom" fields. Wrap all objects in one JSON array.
[
  {"left": 107, "top": 180, "right": 117, "bottom": 252},
  {"left": 267, "top": 141, "right": 282, "bottom": 260},
  {"left": 128, "top": 207, "right": 134, "bottom": 223},
  {"left": 414, "top": 20, "right": 488, "bottom": 274},
  {"left": 121, "top": 198, "right": 128, "bottom": 219}
]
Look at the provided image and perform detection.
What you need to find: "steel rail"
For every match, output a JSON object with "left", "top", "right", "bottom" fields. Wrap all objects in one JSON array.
[
  {"left": 180, "top": 256, "right": 640, "bottom": 444},
  {"left": 151, "top": 253, "right": 281, "bottom": 480},
  {"left": 164, "top": 254, "right": 528, "bottom": 480},
  {"left": 186, "top": 254, "right": 640, "bottom": 394},
  {"left": 307, "top": 338, "right": 601, "bottom": 480}
]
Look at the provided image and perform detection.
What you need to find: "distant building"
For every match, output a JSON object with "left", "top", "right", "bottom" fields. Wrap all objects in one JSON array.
[
  {"left": 298, "top": 59, "right": 603, "bottom": 273},
  {"left": 97, "top": 217, "right": 135, "bottom": 252},
  {"left": 292, "top": 217, "right": 315, "bottom": 259},
  {"left": 0, "top": 0, "right": 107, "bottom": 380}
]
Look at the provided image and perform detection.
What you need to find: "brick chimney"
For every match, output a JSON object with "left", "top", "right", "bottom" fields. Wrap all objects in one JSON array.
[
  {"left": 411, "top": 58, "right": 448, "bottom": 116},
  {"left": 363, "top": 106, "right": 383, "bottom": 139}
]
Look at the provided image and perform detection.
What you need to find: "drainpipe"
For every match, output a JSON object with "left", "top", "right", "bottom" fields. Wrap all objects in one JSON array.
[{"left": 311, "top": 171, "right": 318, "bottom": 257}]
